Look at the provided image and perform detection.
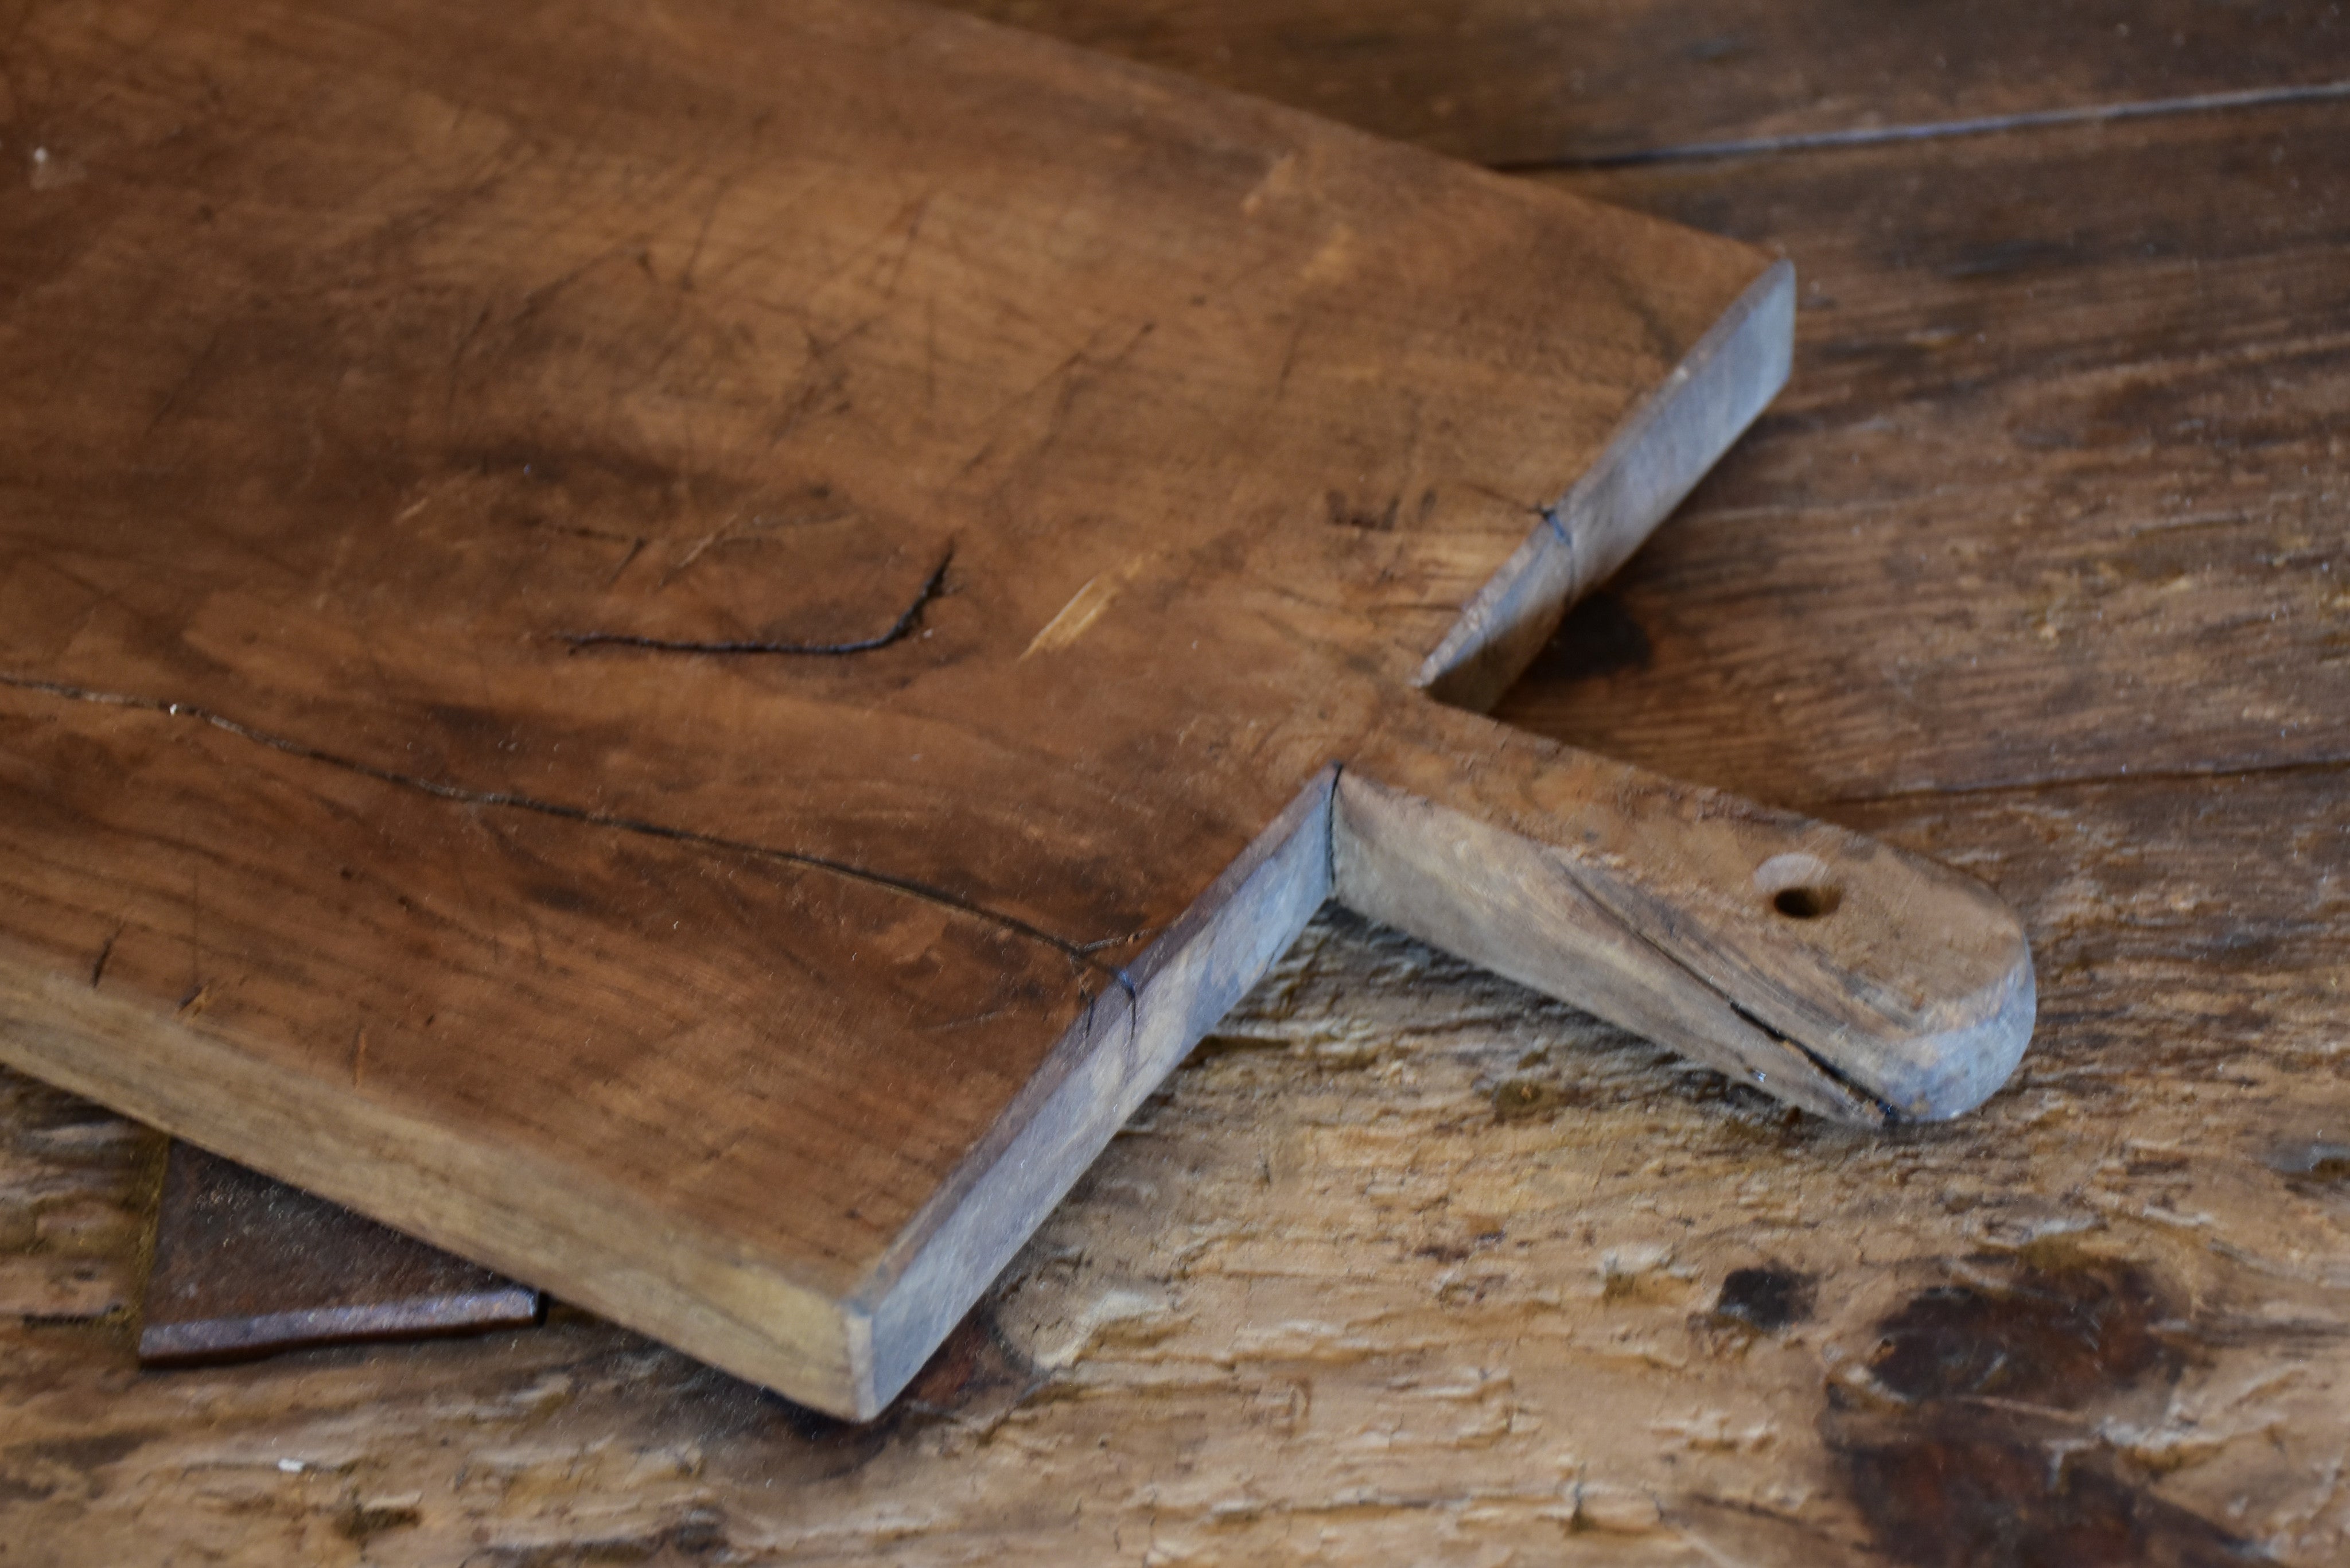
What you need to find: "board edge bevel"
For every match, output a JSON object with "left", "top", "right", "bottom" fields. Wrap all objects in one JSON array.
[
  {"left": 849, "top": 767, "right": 1339, "bottom": 1416},
  {"left": 1415, "top": 256, "right": 1797, "bottom": 713}
]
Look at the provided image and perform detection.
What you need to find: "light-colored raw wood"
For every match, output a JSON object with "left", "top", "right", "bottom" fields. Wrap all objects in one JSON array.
[
  {"left": 0, "top": 0, "right": 2026, "bottom": 1418},
  {"left": 1334, "top": 708, "right": 2033, "bottom": 1124}
]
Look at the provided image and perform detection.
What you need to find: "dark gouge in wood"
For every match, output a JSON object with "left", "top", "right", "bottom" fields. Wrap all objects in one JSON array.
[{"left": 0, "top": 0, "right": 2031, "bottom": 1417}]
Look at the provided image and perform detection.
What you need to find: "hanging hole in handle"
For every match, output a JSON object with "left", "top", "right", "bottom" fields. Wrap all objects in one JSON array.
[
  {"left": 1754, "top": 853, "right": 1842, "bottom": 921},
  {"left": 1772, "top": 885, "right": 1840, "bottom": 920}
]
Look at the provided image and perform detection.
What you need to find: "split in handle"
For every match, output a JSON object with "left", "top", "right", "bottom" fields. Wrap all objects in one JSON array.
[{"left": 1334, "top": 702, "right": 2034, "bottom": 1125}]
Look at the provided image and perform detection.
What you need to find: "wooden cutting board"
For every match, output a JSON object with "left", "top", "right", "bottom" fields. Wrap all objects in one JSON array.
[{"left": 0, "top": 0, "right": 2032, "bottom": 1417}]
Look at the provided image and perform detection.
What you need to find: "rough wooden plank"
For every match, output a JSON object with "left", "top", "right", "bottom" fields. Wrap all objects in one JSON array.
[
  {"left": 1496, "top": 100, "right": 2350, "bottom": 803},
  {"left": 0, "top": 0, "right": 1752, "bottom": 1421},
  {"left": 949, "top": 0, "right": 2350, "bottom": 164},
  {"left": 0, "top": 0, "right": 2039, "bottom": 1420}
]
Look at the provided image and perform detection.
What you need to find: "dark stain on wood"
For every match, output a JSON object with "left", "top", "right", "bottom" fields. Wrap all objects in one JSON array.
[
  {"left": 1866, "top": 1255, "right": 2184, "bottom": 1407},
  {"left": 337, "top": 1496, "right": 425, "bottom": 1544},
  {"left": 1520, "top": 590, "right": 1653, "bottom": 683},
  {"left": 0, "top": 1430, "right": 161, "bottom": 1506},
  {"left": 1324, "top": 491, "right": 1401, "bottom": 532},
  {"left": 1838, "top": 1410, "right": 2271, "bottom": 1568},
  {"left": 1827, "top": 1251, "right": 2265, "bottom": 1567},
  {"left": 1713, "top": 1264, "right": 1814, "bottom": 1333},
  {"left": 723, "top": 1306, "right": 1037, "bottom": 1454},
  {"left": 896, "top": 1308, "right": 1043, "bottom": 1422}
]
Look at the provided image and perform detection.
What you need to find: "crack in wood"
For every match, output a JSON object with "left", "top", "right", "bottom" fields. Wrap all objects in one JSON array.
[
  {"left": 1517, "top": 79, "right": 2350, "bottom": 171},
  {"left": 0, "top": 669, "right": 1135, "bottom": 998},
  {"left": 1823, "top": 751, "right": 2350, "bottom": 808},
  {"left": 1724, "top": 1000, "right": 1900, "bottom": 1125},
  {"left": 556, "top": 548, "right": 954, "bottom": 656},
  {"left": 1542, "top": 850, "right": 1900, "bottom": 1126}
]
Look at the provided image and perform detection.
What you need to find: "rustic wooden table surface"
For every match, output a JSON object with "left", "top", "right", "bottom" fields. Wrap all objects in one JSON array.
[{"left": 4, "top": 2, "right": 2347, "bottom": 1563}]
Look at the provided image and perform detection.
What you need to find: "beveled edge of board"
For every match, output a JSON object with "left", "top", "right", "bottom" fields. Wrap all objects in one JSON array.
[
  {"left": 850, "top": 768, "right": 1339, "bottom": 1417},
  {"left": 1416, "top": 257, "right": 1796, "bottom": 713}
]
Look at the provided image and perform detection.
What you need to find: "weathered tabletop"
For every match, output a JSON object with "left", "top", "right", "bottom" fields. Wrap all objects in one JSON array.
[{"left": 3, "top": 1, "right": 2348, "bottom": 1563}]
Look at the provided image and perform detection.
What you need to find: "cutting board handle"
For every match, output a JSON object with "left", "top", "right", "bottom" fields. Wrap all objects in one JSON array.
[{"left": 1336, "top": 703, "right": 2033, "bottom": 1125}]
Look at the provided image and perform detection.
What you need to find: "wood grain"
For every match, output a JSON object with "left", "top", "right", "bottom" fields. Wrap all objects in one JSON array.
[
  {"left": 951, "top": 0, "right": 2350, "bottom": 165},
  {"left": 0, "top": 0, "right": 2031, "bottom": 1419},
  {"left": 1497, "top": 100, "right": 2350, "bottom": 804},
  {"left": 1, "top": 0, "right": 2343, "bottom": 1559},
  {"left": 1334, "top": 713, "right": 2032, "bottom": 1124}
]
